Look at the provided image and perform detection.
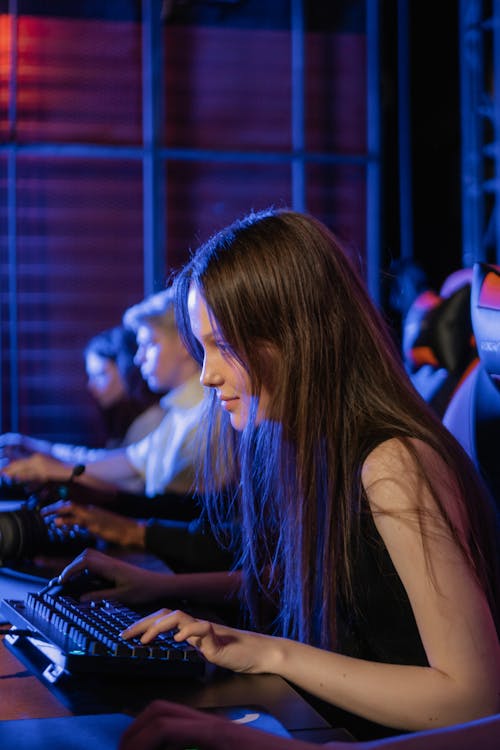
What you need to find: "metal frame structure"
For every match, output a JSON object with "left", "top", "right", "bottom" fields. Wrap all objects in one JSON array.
[
  {"left": 1, "top": 0, "right": 382, "bottom": 431},
  {"left": 459, "top": 0, "right": 500, "bottom": 266}
]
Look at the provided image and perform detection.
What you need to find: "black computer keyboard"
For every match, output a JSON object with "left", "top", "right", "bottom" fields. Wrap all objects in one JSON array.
[{"left": 1, "top": 592, "right": 205, "bottom": 682}]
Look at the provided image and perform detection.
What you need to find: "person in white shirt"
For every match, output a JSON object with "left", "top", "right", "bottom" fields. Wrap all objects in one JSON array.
[
  {"left": 0, "top": 325, "right": 165, "bottom": 494},
  {"left": 1, "top": 288, "right": 205, "bottom": 544}
]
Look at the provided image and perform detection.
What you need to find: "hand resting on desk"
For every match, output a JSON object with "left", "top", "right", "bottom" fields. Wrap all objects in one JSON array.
[{"left": 119, "top": 700, "right": 500, "bottom": 750}]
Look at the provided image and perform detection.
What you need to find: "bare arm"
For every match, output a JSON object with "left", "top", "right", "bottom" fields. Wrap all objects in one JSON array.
[
  {"left": 125, "top": 439, "right": 500, "bottom": 732},
  {"left": 265, "top": 439, "right": 500, "bottom": 729}
]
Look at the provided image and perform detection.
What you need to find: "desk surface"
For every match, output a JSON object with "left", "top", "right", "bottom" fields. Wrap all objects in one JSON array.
[
  {"left": 0, "top": 643, "right": 72, "bottom": 719},
  {"left": 0, "top": 634, "right": 349, "bottom": 744},
  {"left": 0, "top": 545, "right": 349, "bottom": 743},
  {"left": 1, "top": 633, "right": 322, "bottom": 726}
]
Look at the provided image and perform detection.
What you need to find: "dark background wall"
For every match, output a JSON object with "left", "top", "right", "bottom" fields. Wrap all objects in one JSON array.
[
  {"left": 0, "top": 1, "right": 463, "bottom": 444},
  {"left": 405, "top": 3, "right": 461, "bottom": 290}
]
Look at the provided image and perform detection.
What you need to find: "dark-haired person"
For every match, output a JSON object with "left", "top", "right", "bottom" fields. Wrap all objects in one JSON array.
[
  {"left": 0, "top": 290, "right": 214, "bottom": 556},
  {"left": 0, "top": 325, "right": 165, "bottom": 489},
  {"left": 1, "top": 289, "right": 203, "bottom": 498},
  {"left": 59, "top": 210, "right": 499, "bottom": 739},
  {"left": 1, "top": 290, "right": 234, "bottom": 574},
  {"left": 82, "top": 325, "right": 165, "bottom": 449}
]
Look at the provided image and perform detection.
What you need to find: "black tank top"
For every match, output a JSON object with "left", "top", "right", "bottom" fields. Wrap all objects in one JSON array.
[
  {"left": 336, "top": 506, "right": 428, "bottom": 668},
  {"left": 297, "top": 502, "right": 429, "bottom": 741},
  {"left": 299, "top": 435, "right": 429, "bottom": 740}
]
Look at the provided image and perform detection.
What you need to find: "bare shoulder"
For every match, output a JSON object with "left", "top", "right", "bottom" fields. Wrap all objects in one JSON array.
[
  {"left": 361, "top": 437, "right": 461, "bottom": 518},
  {"left": 361, "top": 436, "right": 446, "bottom": 484}
]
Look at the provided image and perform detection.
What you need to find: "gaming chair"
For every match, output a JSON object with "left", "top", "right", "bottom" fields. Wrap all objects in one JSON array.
[
  {"left": 443, "top": 262, "right": 500, "bottom": 507},
  {"left": 403, "top": 271, "right": 476, "bottom": 416}
]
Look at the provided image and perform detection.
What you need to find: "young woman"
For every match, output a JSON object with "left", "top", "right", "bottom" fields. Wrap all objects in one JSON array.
[
  {"left": 0, "top": 325, "right": 165, "bottom": 491},
  {"left": 67, "top": 210, "right": 500, "bottom": 739},
  {"left": 83, "top": 325, "right": 164, "bottom": 449},
  {"left": 0, "top": 325, "right": 164, "bottom": 462},
  {"left": 0, "top": 290, "right": 204, "bottom": 497}
]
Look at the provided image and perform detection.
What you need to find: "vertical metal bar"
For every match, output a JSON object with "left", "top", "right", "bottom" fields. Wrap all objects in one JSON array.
[
  {"left": 366, "top": 0, "right": 381, "bottom": 304},
  {"left": 494, "top": 0, "right": 500, "bottom": 264},
  {"left": 6, "top": 0, "right": 19, "bottom": 430},
  {"left": 291, "top": 0, "right": 306, "bottom": 212},
  {"left": 142, "top": 0, "right": 166, "bottom": 295},
  {"left": 398, "top": 0, "right": 413, "bottom": 260},
  {"left": 7, "top": 0, "right": 17, "bottom": 137},
  {"left": 460, "top": 0, "right": 485, "bottom": 266},
  {"left": 7, "top": 152, "right": 18, "bottom": 431}
]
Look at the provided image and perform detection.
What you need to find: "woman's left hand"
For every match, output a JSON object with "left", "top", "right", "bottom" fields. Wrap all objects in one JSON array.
[
  {"left": 121, "top": 608, "right": 280, "bottom": 675},
  {"left": 119, "top": 699, "right": 320, "bottom": 750}
]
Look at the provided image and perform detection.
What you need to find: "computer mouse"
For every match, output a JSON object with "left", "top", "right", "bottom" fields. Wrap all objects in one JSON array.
[{"left": 40, "top": 569, "right": 114, "bottom": 599}]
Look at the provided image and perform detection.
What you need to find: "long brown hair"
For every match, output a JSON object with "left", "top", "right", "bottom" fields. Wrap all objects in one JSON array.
[{"left": 175, "top": 209, "right": 499, "bottom": 647}]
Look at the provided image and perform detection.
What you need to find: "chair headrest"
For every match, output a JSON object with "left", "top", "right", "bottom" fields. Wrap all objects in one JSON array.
[
  {"left": 472, "top": 262, "right": 500, "bottom": 381},
  {"left": 439, "top": 267, "right": 473, "bottom": 297},
  {"left": 403, "top": 284, "right": 474, "bottom": 374}
]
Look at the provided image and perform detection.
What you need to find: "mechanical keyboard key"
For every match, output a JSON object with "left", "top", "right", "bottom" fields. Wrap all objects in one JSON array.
[{"left": 0, "top": 593, "right": 206, "bottom": 681}]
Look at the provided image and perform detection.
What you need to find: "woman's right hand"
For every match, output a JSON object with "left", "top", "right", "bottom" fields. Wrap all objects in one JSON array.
[
  {"left": 121, "top": 607, "right": 280, "bottom": 675},
  {"left": 58, "top": 548, "right": 170, "bottom": 604}
]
